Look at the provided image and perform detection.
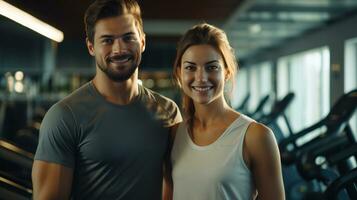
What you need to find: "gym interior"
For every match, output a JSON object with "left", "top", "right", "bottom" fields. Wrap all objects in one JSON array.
[{"left": 0, "top": 0, "right": 357, "bottom": 199}]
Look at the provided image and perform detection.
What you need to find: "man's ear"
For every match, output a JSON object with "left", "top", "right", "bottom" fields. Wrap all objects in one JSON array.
[
  {"left": 141, "top": 33, "right": 146, "bottom": 53},
  {"left": 86, "top": 38, "right": 95, "bottom": 56}
]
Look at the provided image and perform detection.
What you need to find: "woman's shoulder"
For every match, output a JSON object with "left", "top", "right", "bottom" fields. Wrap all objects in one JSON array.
[
  {"left": 244, "top": 122, "right": 278, "bottom": 160},
  {"left": 246, "top": 122, "right": 275, "bottom": 144}
]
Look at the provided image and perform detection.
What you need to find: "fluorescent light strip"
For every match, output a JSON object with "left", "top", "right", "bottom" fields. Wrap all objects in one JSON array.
[{"left": 0, "top": 0, "right": 64, "bottom": 42}]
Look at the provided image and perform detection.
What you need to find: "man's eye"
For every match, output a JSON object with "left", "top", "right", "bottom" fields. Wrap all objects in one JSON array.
[
  {"left": 123, "top": 35, "right": 136, "bottom": 42},
  {"left": 102, "top": 38, "right": 113, "bottom": 44}
]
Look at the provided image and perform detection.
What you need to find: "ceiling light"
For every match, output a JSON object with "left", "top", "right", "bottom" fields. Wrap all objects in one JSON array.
[
  {"left": 15, "top": 71, "right": 24, "bottom": 81},
  {"left": 14, "top": 81, "right": 24, "bottom": 93},
  {"left": 0, "top": 0, "right": 64, "bottom": 42},
  {"left": 249, "top": 24, "right": 262, "bottom": 34}
]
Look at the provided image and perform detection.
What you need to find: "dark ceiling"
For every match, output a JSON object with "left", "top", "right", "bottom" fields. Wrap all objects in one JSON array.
[
  {"left": 2, "top": 0, "right": 357, "bottom": 60},
  {"left": 4, "top": 0, "right": 242, "bottom": 39}
]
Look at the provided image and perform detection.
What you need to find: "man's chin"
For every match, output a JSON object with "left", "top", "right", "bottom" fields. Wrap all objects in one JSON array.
[
  {"left": 98, "top": 62, "right": 138, "bottom": 82},
  {"left": 107, "top": 74, "right": 130, "bottom": 82},
  {"left": 105, "top": 70, "right": 136, "bottom": 82}
]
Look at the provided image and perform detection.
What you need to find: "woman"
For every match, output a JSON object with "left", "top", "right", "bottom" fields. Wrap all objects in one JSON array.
[{"left": 170, "top": 23, "right": 285, "bottom": 200}]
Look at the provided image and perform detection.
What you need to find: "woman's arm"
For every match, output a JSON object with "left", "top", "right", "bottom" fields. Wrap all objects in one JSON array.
[{"left": 245, "top": 122, "right": 285, "bottom": 200}]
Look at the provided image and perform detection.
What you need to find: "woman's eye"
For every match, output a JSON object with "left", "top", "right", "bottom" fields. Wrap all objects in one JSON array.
[
  {"left": 184, "top": 66, "right": 195, "bottom": 71},
  {"left": 207, "top": 65, "right": 219, "bottom": 71}
]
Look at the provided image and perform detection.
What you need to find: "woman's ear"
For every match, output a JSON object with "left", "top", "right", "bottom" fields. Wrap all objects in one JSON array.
[
  {"left": 224, "top": 70, "right": 230, "bottom": 81},
  {"left": 175, "top": 67, "right": 182, "bottom": 88}
]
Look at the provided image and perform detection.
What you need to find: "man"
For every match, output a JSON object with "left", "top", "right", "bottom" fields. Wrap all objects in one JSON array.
[{"left": 32, "top": 0, "right": 182, "bottom": 199}]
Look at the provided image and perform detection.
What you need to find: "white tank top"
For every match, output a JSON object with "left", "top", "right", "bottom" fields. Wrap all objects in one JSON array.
[{"left": 171, "top": 114, "right": 257, "bottom": 200}]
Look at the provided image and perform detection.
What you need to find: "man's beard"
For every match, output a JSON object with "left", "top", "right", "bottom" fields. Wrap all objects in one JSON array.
[{"left": 97, "top": 59, "right": 139, "bottom": 82}]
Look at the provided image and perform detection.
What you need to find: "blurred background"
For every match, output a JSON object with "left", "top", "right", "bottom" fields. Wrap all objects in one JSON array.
[{"left": 0, "top": 0, "right": 357, "bottom": 199}]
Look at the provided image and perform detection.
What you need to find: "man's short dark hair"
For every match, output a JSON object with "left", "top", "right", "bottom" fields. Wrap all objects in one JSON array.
[{"left": 84, "top": 0, "right": 143, "bottom": 43}]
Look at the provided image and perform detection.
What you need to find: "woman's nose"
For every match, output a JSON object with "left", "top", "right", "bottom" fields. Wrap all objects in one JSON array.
[{"left": 195, "top": 68, "right": 208, "bottom": 82}]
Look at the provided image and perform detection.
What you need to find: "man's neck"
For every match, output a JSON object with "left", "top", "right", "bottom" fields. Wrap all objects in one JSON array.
[{"left": 92, "top": 72, "right": 139, "bottom": 105}]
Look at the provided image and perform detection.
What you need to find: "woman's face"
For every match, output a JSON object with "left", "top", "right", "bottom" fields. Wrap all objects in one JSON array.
[{"left": 180, "top": 44, "right": 226, "bottom": 105}]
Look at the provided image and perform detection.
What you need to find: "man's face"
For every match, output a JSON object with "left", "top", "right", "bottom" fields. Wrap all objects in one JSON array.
[{"left": 87, "top": 14, "right": 145, "bottom": 82}]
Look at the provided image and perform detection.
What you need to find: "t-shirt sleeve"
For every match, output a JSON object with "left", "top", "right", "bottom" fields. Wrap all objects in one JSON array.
[
  {"left": 157, "top": 96, "right": 183, "bottom": 128},
  {"left": 166, "top": 100, "right": 182, "bottom": 127},
  {"left": 34, "top": 102, "right": 78, "bottom": 168}
]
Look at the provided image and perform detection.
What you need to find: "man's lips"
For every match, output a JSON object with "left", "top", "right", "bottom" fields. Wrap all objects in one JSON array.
[{"left": 107, "top": 54, "right": 133, "bottom": 64}]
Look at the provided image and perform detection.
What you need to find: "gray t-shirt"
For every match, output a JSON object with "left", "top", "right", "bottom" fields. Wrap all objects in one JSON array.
[{"left": 34, "top": 81, "right": 182, "bottom": 200}]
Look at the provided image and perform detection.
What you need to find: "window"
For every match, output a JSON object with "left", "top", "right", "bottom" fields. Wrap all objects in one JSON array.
[
  {"left": 249, "top": 65, "right": 260, "bottom": 112},
  {"left": 231, "top": 67, "right": 249, "bottom": 109},
  {"left": 232, "top": 62, "right": 273, "bottom": 115},
  {"left": 344, "top": 38, "right": 357, "bottom": 136},
  {"left": 249, "top": 62, "right": 273, "bottom": 112},
  {"left": 277, "top": 47, "right": 330, "bottom": 135}
]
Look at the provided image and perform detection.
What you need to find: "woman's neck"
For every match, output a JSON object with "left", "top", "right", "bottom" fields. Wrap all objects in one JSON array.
[{"left": 193, "top": 98, "right": 232, "bottom": 128}]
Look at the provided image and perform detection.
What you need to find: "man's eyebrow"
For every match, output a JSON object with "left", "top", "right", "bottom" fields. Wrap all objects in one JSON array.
[
  {"left": 98, "top": 32, "right": 135, "bottom": 39},
  {"left": 99, "top": 35, "right": 113, "bottom": 39},
  {"left": 122, "top": 32, "right": 135, "bottom": 36}
]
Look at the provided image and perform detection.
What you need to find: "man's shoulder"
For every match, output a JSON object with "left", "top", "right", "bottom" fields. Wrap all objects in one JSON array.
[
  {"left": 60, "top": 82, "right": 93, "bottom": 106},
  {"left": 140, "top": 85, "right": 177, "bottom": 106},
  {"left": 139, "top": 85, "right": 182, "bottom": 127},
  {"left": 45, "top": 82, "right": 95, "bottom": 121}
]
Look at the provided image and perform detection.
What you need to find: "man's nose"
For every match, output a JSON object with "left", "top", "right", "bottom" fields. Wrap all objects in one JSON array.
[{"left": 112, "top": 39, "right": 124, "bottom": 53}]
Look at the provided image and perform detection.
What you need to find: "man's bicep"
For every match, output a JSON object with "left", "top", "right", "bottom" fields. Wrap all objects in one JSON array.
[
  {"left": 32, "top": 160, "right": 73, "bottom": 200},
  {"left": 35, "top": 103, "right": 77, "bottom": 166}
]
